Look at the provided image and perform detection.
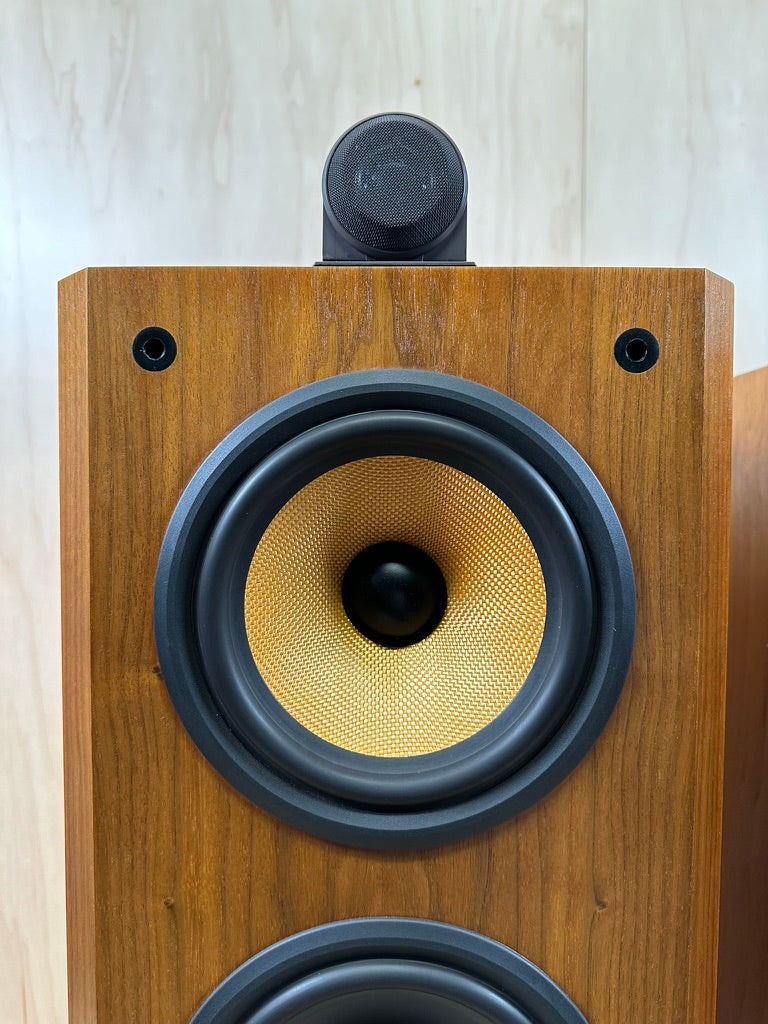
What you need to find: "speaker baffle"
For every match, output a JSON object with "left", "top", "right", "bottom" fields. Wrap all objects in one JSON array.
[
  {"left": 189, "top": 919, "right": 588, "bottom": 1024},
  {"left": 155, "top": 370, "right": 635, "bottom": 848}
]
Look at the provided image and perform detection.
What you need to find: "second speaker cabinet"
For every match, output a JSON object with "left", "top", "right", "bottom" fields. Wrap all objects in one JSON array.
[{"left": 59, "top": 266, "right": 762, "bottom": 1024}]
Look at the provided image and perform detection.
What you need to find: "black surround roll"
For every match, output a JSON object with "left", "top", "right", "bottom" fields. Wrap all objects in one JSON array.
[
  {"left": 189, "top": 919, "right": 588, "bottom": 1024},
  {"left": 154, "top": 370, "right": 635, "bottom": 848}
]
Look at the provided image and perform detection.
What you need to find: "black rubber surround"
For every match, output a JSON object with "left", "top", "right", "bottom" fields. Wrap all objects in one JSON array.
[
  {"left": 155, "top": 370, "right": 635, "bottom": 848},
  {"left": 189, "top": 919, "right": 588, "bottom": 1024}
]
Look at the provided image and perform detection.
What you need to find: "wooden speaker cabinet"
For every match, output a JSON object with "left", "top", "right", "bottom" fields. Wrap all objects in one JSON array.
[{"left": 59, "top": 266, "right": 766, "bottom": 1024}]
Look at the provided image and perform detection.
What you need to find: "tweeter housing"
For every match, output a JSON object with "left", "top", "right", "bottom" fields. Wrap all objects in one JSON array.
[{"left": 320, "top": 112, "right": 470, "bottom": 263}]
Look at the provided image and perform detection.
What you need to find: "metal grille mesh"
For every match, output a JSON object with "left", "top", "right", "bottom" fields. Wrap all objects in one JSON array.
[
  {"left": 243, "top": 457, "right": 547, "bottom": 757},
  {"left": 325, "top": 114, "right": 465, "bottom": 253}
]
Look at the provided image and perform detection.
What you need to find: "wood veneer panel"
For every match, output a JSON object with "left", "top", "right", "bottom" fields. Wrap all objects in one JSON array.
[
  {"left": 59, "top": 272, "right": 97, "bottom": 1024},
  {"left": 718, "top": 367, "right": 768, "bottom": 1024},
  {"left": 689, "top": 272, "right": 735, "bottom": 1024},
  {"left": 60, "top": 266, "right": 734, "bottom": 1024}
]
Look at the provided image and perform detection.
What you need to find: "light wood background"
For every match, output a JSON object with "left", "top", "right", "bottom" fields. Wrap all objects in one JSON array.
[{"left": 0, "top": 3, "right": 765, "bottom": 1022}]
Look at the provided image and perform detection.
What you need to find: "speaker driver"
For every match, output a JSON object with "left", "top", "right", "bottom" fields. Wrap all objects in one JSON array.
[
  {"left": 155, "top": 370, "right": 635, "bottom": 847},
  {"left": 189, "top": 919, "right": 588, "bottom": 1024},
  {"left": 322, "top": 112, "right": 468, "bottom": 260}
]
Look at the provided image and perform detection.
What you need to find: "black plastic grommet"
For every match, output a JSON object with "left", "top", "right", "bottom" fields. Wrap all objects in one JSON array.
[
  {"left": 614, "top": 328, "right": 659, "bottom": 373},
  {"left": 132, "top": 326, "right": 177, "bottom": 371}
]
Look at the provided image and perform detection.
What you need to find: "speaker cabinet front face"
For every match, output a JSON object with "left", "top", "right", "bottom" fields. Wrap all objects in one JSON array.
[{"left": 60, "top": 266, "right": 733, "bottom": 1024}]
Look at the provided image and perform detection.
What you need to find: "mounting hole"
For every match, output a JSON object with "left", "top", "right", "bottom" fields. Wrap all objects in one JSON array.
[
  {"left": 624, "top": 337, "right": 648, "bottom": 362},
  {"left": 143, "top": 336, "right": 166, "bottom": 360},
  {"left": 614, "top": 328, "right": 659, "bottom": 374},
  {"left": 133, "top": 326, "right": 177, "bottom": 372}
]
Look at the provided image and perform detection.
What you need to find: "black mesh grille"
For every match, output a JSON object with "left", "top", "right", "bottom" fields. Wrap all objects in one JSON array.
[{"left": 325, "top": 114, "right": 465, "bottom": 254}]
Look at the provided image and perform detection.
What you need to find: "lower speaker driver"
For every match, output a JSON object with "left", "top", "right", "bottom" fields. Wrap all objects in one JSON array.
[
  {"left": 251, "top": 961, "right": 531, "bottom": 1024},
  {"left": 188, "top": 919, "right": 587, "bottom": 1024}
]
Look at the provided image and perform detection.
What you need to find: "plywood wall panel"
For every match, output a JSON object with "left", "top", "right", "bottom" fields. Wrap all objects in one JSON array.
[{"left": 584, "top": 0, "right": 768, "bottom": 375}]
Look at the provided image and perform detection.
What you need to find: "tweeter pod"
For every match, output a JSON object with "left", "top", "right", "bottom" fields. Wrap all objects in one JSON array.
[{"left": 321, "top": 112, "right": 469, "bottom": 262}]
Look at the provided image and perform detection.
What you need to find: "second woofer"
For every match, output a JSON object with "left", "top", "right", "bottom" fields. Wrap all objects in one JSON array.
[
  {"left": 155, "top": 370, "right": 635, "bottom": 847},
  {"left": 189, "top": 919, "right": 587, "bottom": 1024}
]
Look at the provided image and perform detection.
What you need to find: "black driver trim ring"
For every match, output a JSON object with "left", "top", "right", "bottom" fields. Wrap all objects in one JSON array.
[
  {"left": 155, "top": 370, "right": 635, "bottom": 848},
  {"left": 188, "top": 918, "right": 588, "bottom": 1024},
  {"left": 195, "top": 409, "right": 594, "bottom": 809}
]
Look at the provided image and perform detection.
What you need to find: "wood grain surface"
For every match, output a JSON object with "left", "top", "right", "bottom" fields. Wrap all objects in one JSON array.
[
  {"left": 58, "top": 274, "right": 96, "bottom": 1024},
  {"left": 59, "top": 266, "right": 735, "bottom": 1024},
  {"left": 718, "top": 367, "right": 768, "bottom": 1024},
  {"left": 2, "top": 4, "right": 768, "bottom": 1022}
]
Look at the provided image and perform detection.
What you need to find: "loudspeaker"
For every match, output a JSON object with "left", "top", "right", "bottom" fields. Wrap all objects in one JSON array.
[{"left": 59, "top": 265, "right": 767, "bottom": 1023}]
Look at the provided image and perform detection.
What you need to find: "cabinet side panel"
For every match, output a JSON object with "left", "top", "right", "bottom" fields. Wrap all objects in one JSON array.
[
  {"left": 685, "top": 273, "right": 733, "bottom": 1024},
  {"left": 59, "top": 271, "right": 97, "bottom": 1024},
  {"left": 718, "top": 365, "right": 768, "bottom": 1023}
]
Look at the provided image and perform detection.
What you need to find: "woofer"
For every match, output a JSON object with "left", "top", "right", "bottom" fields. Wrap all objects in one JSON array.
[
  {"left": 190, "top": 919, "right": 587, "bottom": 1024},
  {"left": 155, "top": 369, "right": 634, "bottom": 847}
]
